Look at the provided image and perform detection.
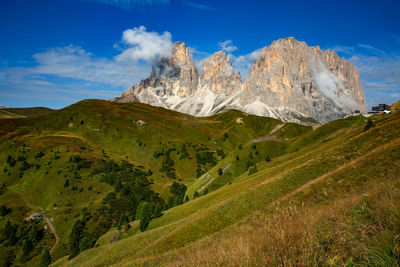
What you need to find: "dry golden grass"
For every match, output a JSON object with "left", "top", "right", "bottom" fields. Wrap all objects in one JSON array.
[
  {"left": 391, "top": 100, "right": 400, "bottom": 113},
  {"left": 126, "top": 170, "right": 400, "bottom": 267}
]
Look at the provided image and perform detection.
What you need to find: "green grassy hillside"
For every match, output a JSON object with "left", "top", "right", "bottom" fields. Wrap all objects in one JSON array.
[
  {"left": 58, "top": 110, "right": 399, "bottom": 266},
  {"left": 0, "top": 100, "right": 286, "bottom": 265},
  {"left": 0, "top": 107, "right": 54, "bottom": 119},
  {"left": 0, "top": 99, "right": 399, "bottom": 266}
]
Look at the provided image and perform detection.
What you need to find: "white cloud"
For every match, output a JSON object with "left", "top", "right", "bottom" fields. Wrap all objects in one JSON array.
[
  {"left": 188, "top": 46, "right": 210, "bottom": 71},
  {"left": 230, "top": 48, "right": 263, "bottom": 80},
  {"left": 0, "top": 26, "right": 173, "bottom": 107},
  {"left": 312, "top": 59, "right": 357, "bottom": 110},
  {"left": 349, "top": 54, "right": 400, "bottom": 108},
  {"left": 28, "top": 25, "right": 173, "bottom": 88},
  {"left": 218, "top": 40, "right": 238, "bottom": 53},
  {"left": 357, "top": 44, "right": 387, "bottom": 57},
  {"left": 330, "top": 43, "right": 400, "bottom": 109},
  {"left": 116, "top": 26, "right": 173, "bottom": 62},
  {"left": 31, "top": 45, "right": 150, "bottom": 87},
  {"left": 329, "top": 45, "right": 355, "bottom": 55},
  {"left": 179, "top": 0, "right": 216, "bottom": 10}
]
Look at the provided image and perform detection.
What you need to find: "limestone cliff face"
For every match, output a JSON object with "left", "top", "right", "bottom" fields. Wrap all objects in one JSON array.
[
  {"left": 173, "top": 50, "right": 242, "bottom": 116},
  {"left": 115, "top": 38, "right": 366, "bottom": 124},
  {"left": 199, "top": 51, "right": 241, "bottom": 94},
  {"left": 118, "top": 41, "right": 198, "bottom": 106},
  {"left": 240, "top": 37, "right": 366, "bottom": 122}
]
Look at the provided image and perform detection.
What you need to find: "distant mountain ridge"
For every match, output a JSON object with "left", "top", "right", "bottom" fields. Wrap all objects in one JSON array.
[{"left": 114, "top": 37, "right": 366, "bottom": 123}]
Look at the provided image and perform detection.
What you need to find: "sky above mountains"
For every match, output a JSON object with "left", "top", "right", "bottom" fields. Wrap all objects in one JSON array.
[{"left": 0, "top": 0, "right": 399, "bottom": 109}]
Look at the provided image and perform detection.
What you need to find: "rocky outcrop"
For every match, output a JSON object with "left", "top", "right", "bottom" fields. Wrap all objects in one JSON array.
[
  {"left": 199, "top": 51, "right": 241, "bottom": 94},
  {"left": 114, "top": 38, "right": 366, "bottom": 124},
  {"left": 240, "top": 37, "right": 366, "bottom": 122},
  {"left": 173, "top": 50, "right": 242, "bottom": 116},
  {"left": 116, "top": 42, "right": 198, "bottom": 106}
]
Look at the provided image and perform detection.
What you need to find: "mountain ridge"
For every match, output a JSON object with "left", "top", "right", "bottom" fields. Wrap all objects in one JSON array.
[{"left": 115, "top": 37, "right": 366, "bottom": 124}]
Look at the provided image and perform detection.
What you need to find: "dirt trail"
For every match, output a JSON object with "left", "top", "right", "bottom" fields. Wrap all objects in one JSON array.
[
  {"left": 250, "top": 124, "right": 285, "bottom": 144},
  {"left": 251, "top": 135, "right": 283, "bottom": 143},
  {"left": 44, "top": 216, "right": 59, "bottom": 255},
  {"left": 275, "top": 137, "right": 400, "bottom": 204},
  {"left": 0, "top": 110, "right": 26, "bottom": 118},
  {"left": 270, "top": 123, "right": 284, "bottom": 134},
  {"left": 47, "top": 133, "right": 86, "bottom": 141}
]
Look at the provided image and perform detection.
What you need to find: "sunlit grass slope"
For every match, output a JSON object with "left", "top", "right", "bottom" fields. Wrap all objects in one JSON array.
[
  {"left": 0, "top": 99, "right": 285, "bottom": 264},
  {"left": 50, "top": 109, "right": 400, "bottom": 266}
]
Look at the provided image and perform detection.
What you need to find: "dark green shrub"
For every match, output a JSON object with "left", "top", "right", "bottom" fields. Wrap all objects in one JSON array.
[{"left": 364, "top": 118, "right": 375, "bottom": 131}]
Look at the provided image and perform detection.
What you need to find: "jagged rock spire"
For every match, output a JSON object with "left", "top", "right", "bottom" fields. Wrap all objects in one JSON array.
[{"left": 114, "top": 37, "right": 366, "bottom": 124}]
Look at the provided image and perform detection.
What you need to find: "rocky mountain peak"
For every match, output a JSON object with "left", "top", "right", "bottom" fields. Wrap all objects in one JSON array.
[
  {"left": 199, "top": 50, "right": 241, "bottom": 94},
  {"left": 118, "top": 41, "right": 198, "bottom": 104},
  {"left": 115, "top": 37, "right": 366, "bottom": 124},
  {"left": 171, "top": 41, "right": 193, "bottom": 67},
  {"left": 242, "top": 37, "right": 366, "bottom": 122}
]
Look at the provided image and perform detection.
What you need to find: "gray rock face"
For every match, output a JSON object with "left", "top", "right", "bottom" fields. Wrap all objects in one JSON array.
[
  {"left": 114, "top": 38, "right": 366, "bottom": 124},
  {"left": 240, "top": 37, "right": 366, "bottom": 122},
  {"left": 117, "top": 41, "right": 198, "bottom": 106},
  {"left": 199, "top": 51, "right": 241, "bottom": 94},
  {"left": 173, "top": 50, "right": 243, "bottom": 116}
]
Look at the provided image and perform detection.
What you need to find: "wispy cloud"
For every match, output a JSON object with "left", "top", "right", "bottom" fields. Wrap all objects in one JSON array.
[
  {"left": 0, "top": 26, "right": 173, "bottom": 108},
  {"left": 179, "top": 0, "right": 216, "bottom": 10},
  {"left": 80, "top": 0, "right": 170, "bottom": 10},
  {"left": 330, "top": 43, "right": 400, "bottom": 108},
  {"left": 230, "top": 48, "right": 263, "bottom": 81},
  {"left": 188, "top": 46, "right": 210, "bottom": 71},
  {"left": 30, "top": 45, "right": 150, "bottom": 87},
  {"left": 357, "top": 44, "right": 387, "bottom": 57},
  {"left": 218, "top": 40, "right": 238, "bottom": 53}
]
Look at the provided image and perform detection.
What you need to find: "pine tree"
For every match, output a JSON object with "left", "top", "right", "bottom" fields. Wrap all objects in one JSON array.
[
  {"left": 21, "top": 239, "right": 33, "bottom": 260},
  {"left": 117, "top": 214, "right": 128, "bottom": 230},
  {"left": 39, "top": 249, "right": 51, "bottom": 267},
  {"left": 28, "top": 225, "right": 40, "bottom": 244},
  {"left": 69, "top": 220, "right": 85, "bottom": 258},
  {"left": 137, "top": 202, "right": 152, "bottom": 232},
  {"left": 364, "top": 118, "right": 375, "bottom": 131},
  {"left": 79, "top": 236, "right": 94, "bottom": 252},
  {"left": 4, "top": 220, "right": 13, "bottom": 239}
]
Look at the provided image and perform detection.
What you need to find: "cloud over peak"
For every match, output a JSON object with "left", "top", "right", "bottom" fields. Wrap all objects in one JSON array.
[
  {"left": 116, "top": 26, "right": 173, "bottom": 62},
  {"left": 218, "top": 40, "right": 238, "bottom": 53}
]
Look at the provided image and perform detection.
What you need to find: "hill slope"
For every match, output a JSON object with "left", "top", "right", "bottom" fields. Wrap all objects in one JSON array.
[
  {"left": 0, "top": 100, "right": 287, "bottom": 265},
  {"left": 0, "top": 107, "right": 54, "bottom": 119},
  {"left": 56, "top": 109, "right": 400, "bottom": 266},
  {"left": 0, "top": 100, "right": 398, "bottom": 266}
]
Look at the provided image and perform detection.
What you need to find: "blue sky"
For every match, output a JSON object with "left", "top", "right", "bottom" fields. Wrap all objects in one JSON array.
[{"left": 0, "top": 0, "right": 399, "bottom": 109}]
